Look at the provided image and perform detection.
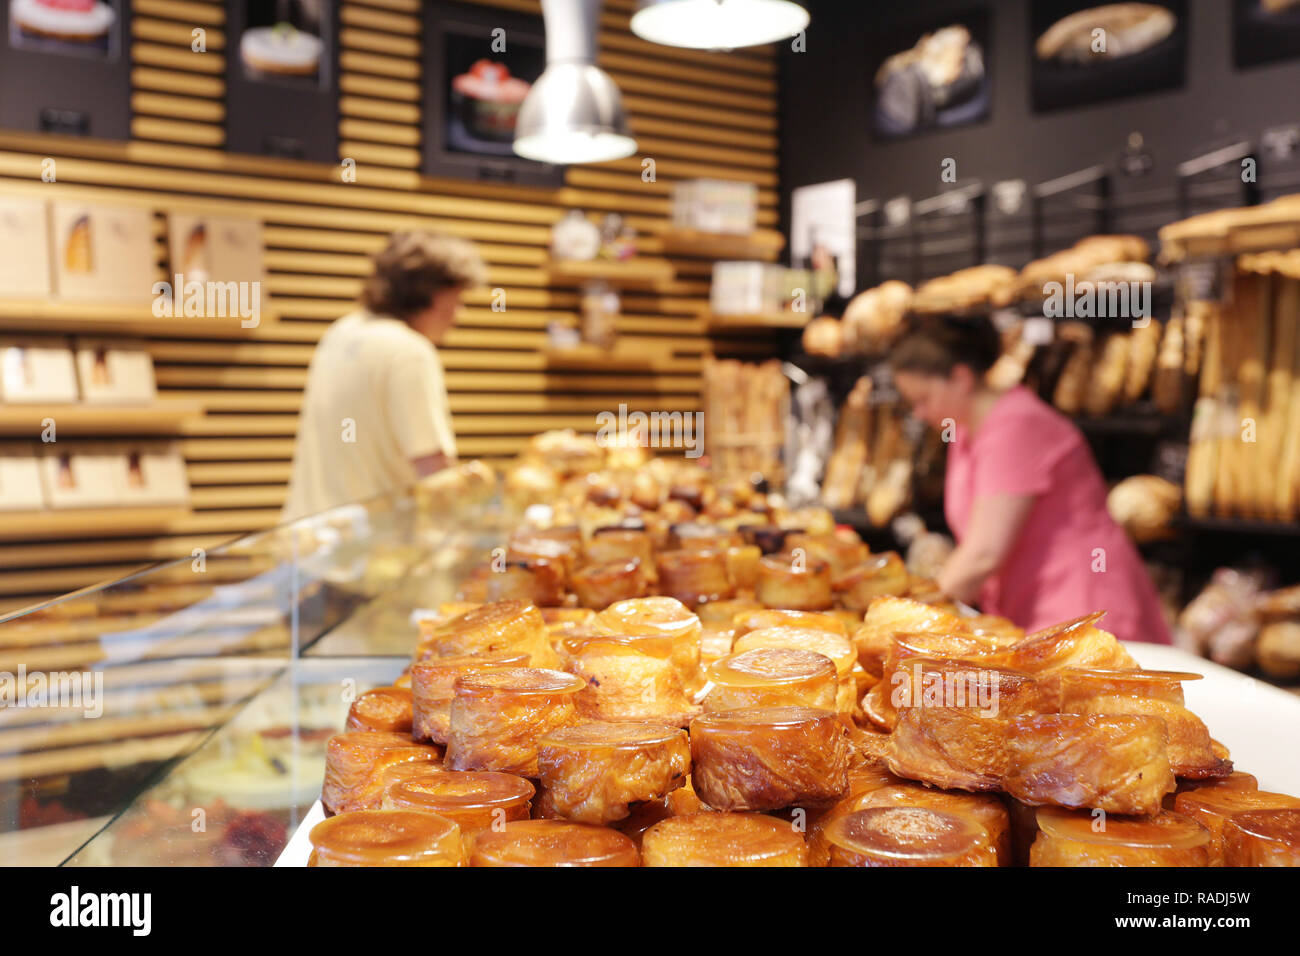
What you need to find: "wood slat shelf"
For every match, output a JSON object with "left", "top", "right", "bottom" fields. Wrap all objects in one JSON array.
[
  {"left": 541, "top": 344, "right": 658, "bottom": 370},
  {"left": 707, "top": 311, "right": 809, "bottom": 331},
  {"left": 545, "top": 258, "right": 676, "bottom": 288},
  {"left": 659, "top": 228, "right": 785, "bottom": 261},
  {"left": 0, "top": 400, "right": 203, "bottom": 436},
  {"left": 0, "top": 508, "right": 191, "bottom": 543}
]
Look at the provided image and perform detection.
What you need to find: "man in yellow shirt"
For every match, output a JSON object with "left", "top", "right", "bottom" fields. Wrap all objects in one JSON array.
[{"left": 283, "top": 231, "right": 485, "bottom": 521}]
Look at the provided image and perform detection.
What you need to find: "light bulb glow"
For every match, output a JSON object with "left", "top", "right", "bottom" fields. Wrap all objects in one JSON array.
[{"left": 630, "top": 0, "right": 809, "bottom": 50}]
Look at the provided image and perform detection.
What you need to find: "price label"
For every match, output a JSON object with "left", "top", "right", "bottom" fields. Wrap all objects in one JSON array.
[{"left": 1022, "top": 317, "right": 1055, "bottom": 347}]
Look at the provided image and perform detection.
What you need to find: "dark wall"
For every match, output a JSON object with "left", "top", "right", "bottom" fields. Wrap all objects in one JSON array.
[{"left": 779, "top": 0, "right": 1300, "bottom": 285}]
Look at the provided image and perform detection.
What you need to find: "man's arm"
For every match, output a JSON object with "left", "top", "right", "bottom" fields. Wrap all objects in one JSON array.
[{"left": 937, "top": 492, "right": 1036, "bottom": 605}]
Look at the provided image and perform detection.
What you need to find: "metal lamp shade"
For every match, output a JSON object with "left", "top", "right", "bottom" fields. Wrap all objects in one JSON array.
[{"left": 513, "top": 61, "right": 637, "bottom": 165}]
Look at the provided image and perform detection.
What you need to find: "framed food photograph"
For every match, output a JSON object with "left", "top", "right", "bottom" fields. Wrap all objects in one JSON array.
[
  {"left": 1030, "top": 1, "right": 1188, "bottom": 112},
  {"left": 0, "top": 0, "right": 131, "bottom": 139},
  {"left": 224, "top": 0, "right": 339, "bottom": 162},
  {"left": 422, "top": 0, "right": 562, "bottom": 187},
  {"left": 1233, "top": 0, "right": 1300, "bottom": 70},
  {"left": 868, "top": 6, "right": 992, "bottom": 141}
]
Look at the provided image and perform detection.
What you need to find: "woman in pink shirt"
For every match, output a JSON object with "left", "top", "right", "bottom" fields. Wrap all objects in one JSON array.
[{"left": 891, "top": 315, "right": 1171, "bottom": 643}]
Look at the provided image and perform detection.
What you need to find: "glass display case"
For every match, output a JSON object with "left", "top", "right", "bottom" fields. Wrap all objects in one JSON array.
[{"left": 0, "top": 466, "right": 504, "bottom": 866}]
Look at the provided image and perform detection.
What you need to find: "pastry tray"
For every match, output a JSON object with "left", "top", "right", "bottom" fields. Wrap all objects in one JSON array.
[{"left": 273, "top": 643, "right": 1300, "bottom": 866}]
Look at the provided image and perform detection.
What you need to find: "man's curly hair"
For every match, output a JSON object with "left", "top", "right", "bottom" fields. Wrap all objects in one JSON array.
[{"left": 361, "top": 231, "right": 486, "bottom": 321}]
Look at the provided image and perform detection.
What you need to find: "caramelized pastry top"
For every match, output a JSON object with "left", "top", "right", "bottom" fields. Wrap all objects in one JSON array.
[
  {"left": 708, "top": 648, "right": 837, "bottom": 688},
  {"left": 733, "top": 627, "right": 856, "bottom": 676},
  {"left": 825, "top": 806, "right": 986, "bottom": 863},
  {"left": 1036, "top": 807, "right": 1211, "bottom": 850},
  {"left": 470, "top": 820, "right": 639, "bottom": 867},
  {"left": 309, "top": 810, "right": 460, "bottom": 865},
  {"left": 454, "top": 666, "right": 584, "bottom": 698},
  {"left": 539, "top": 720, "right": 685, "bottom": 752}
]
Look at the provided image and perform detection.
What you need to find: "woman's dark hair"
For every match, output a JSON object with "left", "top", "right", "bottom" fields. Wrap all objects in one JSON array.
[
  {"left": 889, "top": 313, "right": 1002, "bottom": 377},
  {"left": 361, "top": 231, "right": 486, "bottom": 321}
]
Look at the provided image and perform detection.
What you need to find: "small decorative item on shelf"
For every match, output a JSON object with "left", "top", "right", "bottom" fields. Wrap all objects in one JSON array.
[
  {"left": 710, "top": 261, "right": 798, "bottom": 319},
  {"left": 579, "top": 281, "right": 620, "bottom": 350},
  {"left": 598, "top": 214, "right": 636, "bottom": 261},
  {"left": 671, "top": 179, "right": 757, "bottom": 236},
  {"left": 550, "top": 209, "right": 601, "bottom": 262}
]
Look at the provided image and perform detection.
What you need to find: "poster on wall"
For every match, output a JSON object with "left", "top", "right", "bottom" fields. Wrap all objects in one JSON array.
[
  {"left": 1233, "top": 0, "right": 1300, "bottom": 70},
  {"left": 1030, "top": 1, "right": 1188, "bottom": 112},
  {"left": 422, "top": 0, "right": 561, "bottom": 187},
  {"left": 225, "top": 0, "right": 338, "bottom": 162},
  {"left": 868, "top": 7, "right": 992, "bottom": 141},
  {"left": 0, "top": 0, "right": 131, "bottom": 138},
  {"left": 790, "top": 179, "right": 856, "bottom": 300}
]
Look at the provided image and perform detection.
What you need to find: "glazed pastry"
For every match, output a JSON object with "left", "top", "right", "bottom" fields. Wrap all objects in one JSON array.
[
  {"left": 382, "top": 769, "right": 534, "bottom": 838},
  {"left": 584, "top": 527, "right": 656, "bottom": 572},
  {"left": 557, "top": 629, "right": 698, "bottom": 725},
  {"left": 1001, "top": 612, "right": 1139, "bottom": 673},
  {"left": 695, "top": 597, "right": 763, "bottom": 628},
  {"left": 823, "top": 807, "right": 997, "bottom": 867},
  {"left": 887, "top": 662, "right": 1057, "bottom": 791},
  {"left": 783, "top": 531, "right": 868, "bottom": 579},
  {"left": 690, "top": 706, "right": 849, "bottom": 812},
  {"left": 536, "top": 722, "right": 690, "bottom": 824},
  {"left": 321, "top": 732, "right": 442, "bottom": 814},
  {"left": 851, "top": 595, "right": 969, "bottom": 678},
  {"left": 410, "top": 650, "right": 530, "bottom": 744},
  {"left": 417, "top": 599, "right": 557, "bottom": 668},
  {"left": 1004, "top": 713, "right": 1176, "bottom": 816},
  {"left": 640, "top": 812, "right": 807, "bottom": 867},
  {"left": 731, "top": 626, "right": 858, "bottom": 715},
  {"left": 344, "top": 686, "right": 413, "bottom": 735},
  {"left": 835, "top": 552, "right": 911, "bottom": 612},
  {"left": 733, "top": 608, "right": 848, "bottom": 640},
  {"left": 654, "top": 548, "right": 734, "bottom": 607},
  {"left": 1029, "top": 807, "right": 1211, "bottom": 867},
  {"left": 1164, "top": 770, "right": 1259, "bottom": 810},
  {"left": 571, "top": 557, "right": 652, "bottom": 608},
  {"left": 1057, "top": 668, "right": 1229, "bottom": 778},
  {"left": 724, "top": 544, "right": 762, "bottom": 591},
  {"left": 507, "top": 530, "right": 579, "bottom": 583},
  {"left": 1223, "top": 809, "right": 1300, "bottom": 867},
  {"left": 484, "top": 558, "right": 566, "bottom": 607},
  {"left": 708, "top": 646, "right": 837, "bottom": 712},
  {"left": 1174, "top": 788, "right": 1300, "bottom": 865},
  {"left": 469, "top": 820, "right": 639, "bottom": 867},
  {"left": 308, "top": 810, "right": 461, "bottom": 867},
  {"left": 755, "top": 553, "right": 833, "bottom": 611},
  {"left": 594, "top": 597, "right": 703, "bottom": 697},
  {"left": 444, "top": 667, "right": 585, "bottom": 775}
]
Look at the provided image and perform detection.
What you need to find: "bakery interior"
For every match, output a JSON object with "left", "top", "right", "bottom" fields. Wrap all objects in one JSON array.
[{"left": 0, "top": 0, "right": 1299, "bottom": 870}]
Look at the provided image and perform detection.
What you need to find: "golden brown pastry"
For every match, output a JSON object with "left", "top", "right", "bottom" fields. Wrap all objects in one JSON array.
[
  {"left": 703, "top": 647, "right": 839, "bottom": 713},
  {"left": 571, "top": 556, "right": 652, "bottom": 608},
  {"left": 1029, "top": 807, "right": 1210, "bottom": 867},
  {"left": 755, "top": 553, "right": 833, "bottom": 611},
  {"left": 309, "top": 810, "right": 461, "bottom": 867},
  {"left": 558, "top": 630, "right": 698, "bottom": 726},
  {"left": 822, "top": 807, "right": 997, "bottom": 867},
  {"left": 417, "top": 599, "right": 557, "bottom": 668},
  {"left": 382, "top": 769, "right": 534, "bottom": 839},
  {"left": 469, "top": 820, "right": 639, "bottom": 867},
  {"left": 444, "top": 667, "right": 585, "bottom": 775},
  {"left": 1174, "top": 788, "right": 1300, "bottom": 865},
  {"left": 484, "top": 558, "right": 566, "bottom": 607},
  {"left": 410, "top": 650, "right": 530, "bottom": 745},
  {"left": 835, "top": 552, "right": 911, "bottom": 612},
  {"left": 851, "top": 595, "right": 969, "bottom": 678},
  {"left": 690, "top": 706, "right": 849, "bottom": 811},
  {"left": 641, "top": 812, "right": 807, "bottom": 867},
  {"left": 733, "top": 608, "right": 849, "bottom": 640},
  {"left": 594, "top": 596, "right": 704, "bottom": 696},
  {"left": 655, "top": 548, "right": 734, "bottom": 607},
  {"left": 1004, "top": 713, "right": 1175, "bottom": 816},
  {"left": 345, "top": 686, "right": 414, "bottom": 735},
  {"left": 536, "top": 721, "right": 690, "bottom": 824},
  {"left": 322, "top": 732, "right": 442, "bottom": 814},
  {"left": 1223, "top": 809, "right": 1300, "bottom": 867},
  {"left": 732, "top": 626, "right": 858, "bottom": 715}
]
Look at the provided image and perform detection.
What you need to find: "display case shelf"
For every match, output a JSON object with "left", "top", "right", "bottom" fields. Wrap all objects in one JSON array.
[
  {"left": 0, "top": 507, "right": 191, "bottom": 542},
  {"left": 659, "top": 228, "right": 785, "bottom": 261},
  {"left": 545, "top": 258, "right": 676, "bottom": 288},
  {"left": 0, "top": 400, "right": 203, "bottom": 436}
]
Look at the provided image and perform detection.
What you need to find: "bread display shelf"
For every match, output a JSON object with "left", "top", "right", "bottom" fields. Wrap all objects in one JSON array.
[
  {"left": 659, "top": 228, "right": 785, "bottom": 261},
  {"left": 545, "top": 259, "right": 676, "bottom": 288},
  {"left": 707, "top": 311, "right": 808, "bottom": 331},
  {"left": 0, "top": 400, "right": 203, "bottom": 436},
  {"left": 1160, "top": 197, "right": 1300, "bottom": 261},
  {"left": 0, "top": 507, "right": 191, "bottom": 542}
]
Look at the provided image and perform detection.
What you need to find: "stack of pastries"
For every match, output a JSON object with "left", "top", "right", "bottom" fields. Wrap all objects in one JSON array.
[{"left": 309, "top": 467, "right": 1299, "bottom": 866}]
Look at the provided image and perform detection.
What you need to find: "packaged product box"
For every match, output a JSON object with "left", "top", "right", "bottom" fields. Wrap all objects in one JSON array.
[
  {"left": 0, "top": 197, "right": 53, "bottom": 298},
  {"left": 0, "top": 445, "right": 46, "bottom": 511},
  {"left": 0, "top": 338, "right": 79, "bottom": 404},
  {"left": 114, "top": 441, "right": 190, "bottom": 507},
  {"left": 38, "top": 445, "right": 130, "bottom": 509},
  {"left": 50, "top": 202, "right": 156, "bottom": 301},
  {"left": 73, "top": 338, "right": 157, "bottom": 404}
]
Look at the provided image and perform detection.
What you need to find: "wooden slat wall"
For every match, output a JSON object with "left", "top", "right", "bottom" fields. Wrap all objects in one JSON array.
[{"left": 0, "top": 0, "right": 780, "bottom": 609}]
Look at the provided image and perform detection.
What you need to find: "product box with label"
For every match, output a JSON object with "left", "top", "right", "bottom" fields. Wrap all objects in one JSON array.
[
  {"left": 0, "top": 338, "right": 79, "bottom": 404},
  {"left": 73, "top": 338, "right": 157, "bottom": 404},
  {"left": 50, "top": 202, "right": 156, "bottom": 301},
  {"left": 672, "top": 179, "right": 758, "bottom": 235},
  {"left": 0, "top": 197, "right": 53, "bottom": 298},
  {"left": 37, "top": 445, "right": 129, "bottom": 509},
  {"left": 115, "top": 441, "right": 190, "bottom": 507},
  {"left": 0, "top": 445, "right": 46, "bottom": 511},
  {"left": 167, "top": 214, "right": 264, "bottom": 286},
  {"left": 710, "top": 261, "right": 791, "bottom": 316}
]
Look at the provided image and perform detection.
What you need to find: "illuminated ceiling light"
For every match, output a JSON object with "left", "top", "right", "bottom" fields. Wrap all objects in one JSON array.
[
  {"left": 629, "top": 0, "right": 809, "bottom": 50},
  {"left": 514, "top": 0, "right": 637, "bottom": 166}
]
